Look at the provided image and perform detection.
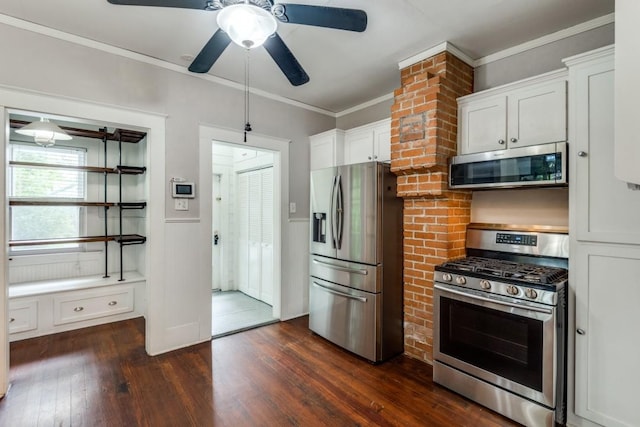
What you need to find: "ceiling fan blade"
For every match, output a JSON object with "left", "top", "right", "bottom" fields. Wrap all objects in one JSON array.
[
  {"left": 263, "top": 33, "right": 310, "bottom": 86},
  {"left": 107, "top": 0, "right": 212, "bottom": 9},
  {"left": 277, "top": 4, "right": 367, "bottom": 32},
  {"left": 188, "top": 29, "right": 232, "bottom": 73}
]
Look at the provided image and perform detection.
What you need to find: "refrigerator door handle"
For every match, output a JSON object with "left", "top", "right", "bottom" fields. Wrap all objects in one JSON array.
[
  {"left": 312, "top": 281, "right": 367, "bottom": 303},
  {"left": 312, "top": 258, "right": 368, "bottom": 275},
  {"left": 330, "top": 175, "right": 338, "bottom": 249},
  {"left": 336, "top": 174, "right": 344, "bottom": 249}
]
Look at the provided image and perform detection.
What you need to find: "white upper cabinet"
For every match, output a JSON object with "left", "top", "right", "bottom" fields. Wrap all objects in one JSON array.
[
  {"left": 458, "top": 70, "right": 567, "bottom": 154},
  {"left": 309, "top": 119, "right": 391, "bottom": 170},
  {"left": 567, "top": 46, "right": 640, "bottom": 245},
  {"left": 309, "top": 129, "right": 345, "bottom": 170},
  {"left": 344, "top": 119, "right": 391, "bottom": 164},
  {"left": 615, "top": 0, "right": 640, "bottom": 186}
]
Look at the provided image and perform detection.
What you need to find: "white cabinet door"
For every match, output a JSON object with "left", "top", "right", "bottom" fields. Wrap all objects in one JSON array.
[
  {"left": 344, "top": 119, "right": 391, "bottom": 164},
  {"left": 573, "top": 243, "right": 640, "bottom": 427},
  {"left": 309, "top": 130, "right": 344, "bottom": 170},
  {"left": 614, "top": 0, "right": 640, "bottom": 186},
  {"left": 571, "top": 52, "right": 640, "bottom": 245},
  {"left": 507, "top": 80, "right": 566, "bottom": 148},
  {"left": 458, "top": 72, "right": 567, "bottom": 155},
  {"left": 373, "top": 121, "right": 391, "bottom": 162},
  {"left": 345, "top": 129, "right": 374, "bottom": 164},
  {"left": 458, "top": 95, "right": 507, "bottom": 154}
]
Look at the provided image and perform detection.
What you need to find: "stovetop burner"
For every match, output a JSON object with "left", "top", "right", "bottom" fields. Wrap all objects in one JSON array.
[{"left": 437, "top": 256, "right": 568, "bottom": 285}]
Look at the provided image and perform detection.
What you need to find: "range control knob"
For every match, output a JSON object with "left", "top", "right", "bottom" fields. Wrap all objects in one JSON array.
[
  {"left": 506, "top": 285, "right": 519, "bottom": 296},
  {"left": 455, "top": 276, "right": 467, "bottom": 285},
  {"left": 480, "top": 280, "right": 491, "bottom": 290},
  {"left": 442, "top": 273, "right": 452, "bottom": 282},
  {"left": 525, "top": 288, "right": 538, "bottom": 299}
]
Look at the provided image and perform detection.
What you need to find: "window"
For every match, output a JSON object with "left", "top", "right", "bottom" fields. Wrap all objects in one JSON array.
[{"left": 10, "top": 143, "right": 87, "bottom": 253}]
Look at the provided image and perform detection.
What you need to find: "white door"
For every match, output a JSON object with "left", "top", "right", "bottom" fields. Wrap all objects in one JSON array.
[
  {"left": 235, "top": 166, "right": 274, "bottom": 304},
  {"left": 211, "top": 174, "right": 222, "bottom": 290},
  {"left": 260, "top": 167, "right": 274, "bottom": 305}
]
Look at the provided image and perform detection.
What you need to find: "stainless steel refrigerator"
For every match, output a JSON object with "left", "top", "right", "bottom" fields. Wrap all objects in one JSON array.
[{"left": 309, "top": 161, "right": 403, "bottom": 362}]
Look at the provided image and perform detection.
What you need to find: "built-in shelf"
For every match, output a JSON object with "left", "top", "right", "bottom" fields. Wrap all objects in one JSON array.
[
  {"left": 9, "top": 161, "right": 146, "bottom": 175},
  {"left": 10, "top": 119, "right": 147, "bottom": 143},
  {"left": 9, "top": 200, "right": 147, "bottom": 209},
  {"left": 10, "top": 200, "right": 115, "bottom": 207},
  {"left": 9, "top": 120, "right": 147, "bottom": 281},
  {"left": 9, "top": 234, "right": 146, "bottom": 247}
]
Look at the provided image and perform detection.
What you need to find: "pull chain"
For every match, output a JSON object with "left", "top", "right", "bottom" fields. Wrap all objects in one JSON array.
[{"left": 244, "top": 48, "right": 252, "bottom": 143}]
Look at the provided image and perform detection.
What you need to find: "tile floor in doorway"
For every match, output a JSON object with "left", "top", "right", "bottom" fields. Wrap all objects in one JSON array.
[{"left": 212, "top": 290, "right": 278, "bottom": 338}]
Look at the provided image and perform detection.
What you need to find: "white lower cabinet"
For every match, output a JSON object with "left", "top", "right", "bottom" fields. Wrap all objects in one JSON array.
[
  {"left": 573, "top": 243, "right": 640, "bottom": 427},
  {"left": 54, "top": 287, "right": 134, "bottom": 325},
  {"left": 8, "top": 300, "right": 38, "bottom": 334},
  {"left": 8, "top": 279, "right": 145, "bottom": 341}
]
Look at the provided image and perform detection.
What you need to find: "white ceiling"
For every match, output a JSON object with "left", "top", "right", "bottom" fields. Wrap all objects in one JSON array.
[{"left": 0, "top": 0, "right": 614, "bottom": 114}]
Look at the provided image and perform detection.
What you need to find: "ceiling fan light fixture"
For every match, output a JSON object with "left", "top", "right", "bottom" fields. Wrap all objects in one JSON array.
[
  {"left": 15, "top": 117, "right": 72, "bottom": 147},
  {"left": 217, "top": 3, "right": 277, "bottom": 49}
]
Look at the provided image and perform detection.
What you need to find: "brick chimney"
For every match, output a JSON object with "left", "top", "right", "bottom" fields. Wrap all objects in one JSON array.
[{"left": 390, "top": 51, "right": 473, "bottom": 363}]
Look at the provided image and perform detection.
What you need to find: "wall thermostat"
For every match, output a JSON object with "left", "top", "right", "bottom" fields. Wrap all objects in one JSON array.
[{"left": 172, "top": 181, "right": 195, "bottom": 198}]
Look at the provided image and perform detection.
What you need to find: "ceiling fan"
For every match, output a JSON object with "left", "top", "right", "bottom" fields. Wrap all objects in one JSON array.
[{"left": 107, "top": 0, "right": 368, "bottom": 86}]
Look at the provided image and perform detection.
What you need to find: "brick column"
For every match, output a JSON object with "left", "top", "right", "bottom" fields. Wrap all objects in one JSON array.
[{"left": 390, "top": 51, "right": 473, "bottom": 363}]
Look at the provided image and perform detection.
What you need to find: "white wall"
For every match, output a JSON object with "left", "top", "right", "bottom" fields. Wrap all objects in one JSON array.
[{"left": 474, "top": 23, "right": 614, "bottom": 92}]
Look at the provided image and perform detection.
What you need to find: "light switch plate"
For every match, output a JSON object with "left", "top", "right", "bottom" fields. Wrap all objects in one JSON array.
[
  {"left": 289, "top": 202, "right": 296, "bottom": 214},
  {"left": 175, "top": 199, "right": 189, "bottom": 211}
]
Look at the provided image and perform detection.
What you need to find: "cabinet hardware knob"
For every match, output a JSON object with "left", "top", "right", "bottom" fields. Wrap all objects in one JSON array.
[
  {"left": 510, "top": 137, "right": 518, "bottom": 143},
  {"left": 498, "top": 139, "right": 505, "bottom": 145},
  {"left": 577, "top": 151, "right": 588, "bottom": 157},
  {"left": 577, "top": 328, "right": 586, "bottom": 335},
  {"left": 374, "top": 155, "right": 378, "bottom": 159},
  {"left": 108, "top": 301, "right": 118, "bottom": 306},
  {"left": 9, "top": 318, "right": 15, "bottom": 323},
  {"left": 368, "top": 156, "right": 372, "bottom": 160},
  {"left": 74, "top": 306, "right": 84, "bottom": 312}
]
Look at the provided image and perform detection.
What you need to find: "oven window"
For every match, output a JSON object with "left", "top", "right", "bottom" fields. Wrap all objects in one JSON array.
[{"left": 440, "top": 296, "right": 543, "bottom": 391}]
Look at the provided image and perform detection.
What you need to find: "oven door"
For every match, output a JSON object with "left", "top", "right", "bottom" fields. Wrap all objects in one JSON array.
[{"left": 434, "top": 283, "right": 557, "bottom": 407}]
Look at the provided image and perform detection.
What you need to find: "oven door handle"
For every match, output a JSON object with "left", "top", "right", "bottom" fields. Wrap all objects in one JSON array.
[{"left": 434, "top": 283, "right": 553, "bottom": 315}]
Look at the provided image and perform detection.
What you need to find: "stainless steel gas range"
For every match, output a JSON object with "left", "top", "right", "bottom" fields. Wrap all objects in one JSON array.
[{"left": 433, "top": 224, "right": 568, "bottom": 427}]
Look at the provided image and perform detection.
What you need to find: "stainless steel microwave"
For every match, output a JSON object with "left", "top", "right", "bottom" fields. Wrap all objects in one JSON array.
[{"left": 449, "top": 142, "right": 567, "bottom": 190}]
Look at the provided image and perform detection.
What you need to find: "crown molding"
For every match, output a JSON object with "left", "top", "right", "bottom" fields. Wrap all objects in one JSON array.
[
  {"left": 0, "top": 13, "right": 336, "bottom": 117},
  {"left": 398, "top": 41, "right": 475, "bottom": 70}
]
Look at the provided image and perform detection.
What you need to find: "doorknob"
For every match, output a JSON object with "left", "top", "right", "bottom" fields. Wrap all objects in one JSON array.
[
  {"left": 577, "top": 151, "right": 588, "bottom": 157},
  {"left": 577, "top": 328, "right": 586, "bottom": 335}
]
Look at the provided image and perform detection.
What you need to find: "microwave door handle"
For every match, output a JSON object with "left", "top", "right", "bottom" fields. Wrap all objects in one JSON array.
[{"left": 336, "top": 175, "right": 344, "bottom": 250}]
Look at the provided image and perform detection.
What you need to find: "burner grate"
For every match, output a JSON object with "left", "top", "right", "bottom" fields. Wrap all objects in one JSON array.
[{"left": 438, "top": 256, "right": 567, "bottom": 284}]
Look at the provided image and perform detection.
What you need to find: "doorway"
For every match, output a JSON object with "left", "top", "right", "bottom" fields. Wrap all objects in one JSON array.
[{"left": 211, "top": 142, "right": 278, "bottom": 337}]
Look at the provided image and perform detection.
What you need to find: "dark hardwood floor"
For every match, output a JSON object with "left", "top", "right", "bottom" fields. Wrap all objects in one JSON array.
[{"left": 0, "top": 317, "right": 519, "bottom": 426}]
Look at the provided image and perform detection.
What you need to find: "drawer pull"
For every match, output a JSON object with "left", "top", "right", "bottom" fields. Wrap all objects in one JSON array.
[
  {"left": 108, "top": 301, "right": 118, "bottom": 306},
  {"left": 9, "top": 318, "right": 15, "bottom": 323},
  {"left": 73, "top": 306, "right": 84, "bottom": 312}
]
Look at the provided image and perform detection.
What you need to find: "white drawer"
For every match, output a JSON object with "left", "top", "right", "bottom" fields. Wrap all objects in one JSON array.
[
  {"left": 54, "top": 286, "right": 134, "bottom": 325},
  {"left": 8, "top": 300, "right": 38, "bottom": 334}
]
